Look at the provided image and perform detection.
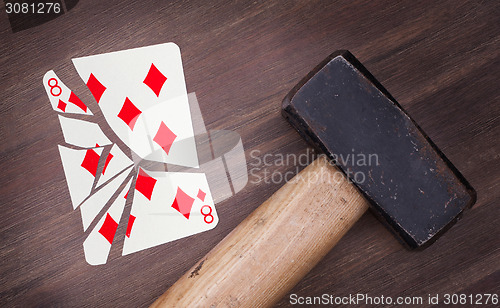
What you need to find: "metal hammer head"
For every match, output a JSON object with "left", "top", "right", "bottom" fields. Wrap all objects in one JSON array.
[{"left": 282, "top": 50, "right": 476, "bottom": 248}]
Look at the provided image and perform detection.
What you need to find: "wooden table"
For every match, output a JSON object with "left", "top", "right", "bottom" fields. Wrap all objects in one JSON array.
[{"left": 1, "top": 1, "right": 498, "bottom": 306}]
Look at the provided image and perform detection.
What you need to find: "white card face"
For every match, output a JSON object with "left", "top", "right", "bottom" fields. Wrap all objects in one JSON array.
[
  {"left": 43, "top": 70, "right": 93, "bottom": 115},
  {"left": 122, "top": 169, "right": 218, "bottom": 255},
  {"left": 83, "top": 178, "right": 132, "bottom": 265},
  {"left": 43, "top": 43, "right": 233, "bottom": 265},
  {"left": 95, "top": 144, "right": 134, "bottom": 188},
  {"left": 58, "top": 145, "right": 104, "bottom": 209},
  {"left": 71, "top": 42, "right": 199, "bottom": 167},
  {"left": 79, "top": 166, "right": 132, "bottom": 231},
  {"left": 58, "top": 115, "right": 111, "bottom": 148}
]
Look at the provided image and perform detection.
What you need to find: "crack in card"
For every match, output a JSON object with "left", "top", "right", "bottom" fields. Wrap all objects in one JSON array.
[{"left": 44, "top": 42, "right": 247, "bottom": 265}]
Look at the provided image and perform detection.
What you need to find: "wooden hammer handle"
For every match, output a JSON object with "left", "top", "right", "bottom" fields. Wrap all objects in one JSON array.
[{"left": 151, "top": 156, "right": 370, "bottom": 307}]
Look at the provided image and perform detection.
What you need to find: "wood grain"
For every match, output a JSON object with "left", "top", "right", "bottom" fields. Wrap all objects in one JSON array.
[
  {"left": 152, "top": 157, "right": 369, "bottom": 307},
  {"left": 0, "top": 0, "right": 498, "bottom": 307}
]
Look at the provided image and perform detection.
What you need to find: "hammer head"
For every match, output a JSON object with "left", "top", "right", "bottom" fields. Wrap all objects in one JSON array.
[{"left": 282, "top": 50, "right": 476, "bottom": 248}]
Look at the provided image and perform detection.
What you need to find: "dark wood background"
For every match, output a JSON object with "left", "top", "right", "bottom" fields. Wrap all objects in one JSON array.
[{"left": 1, "top": 0, "right": 498, "bottom": 307}]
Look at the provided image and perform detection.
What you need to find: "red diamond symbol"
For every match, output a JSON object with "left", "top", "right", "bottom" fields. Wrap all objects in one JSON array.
[
  {"left": 68, "top": 91, "right": 87, "bottom": 112},
  {"left": 126, "top": 215, "right": 136, "bottom": 238},
  {"left": 98, "top": 213, "right": 118, "bottom": 244},
  {"left": 197, "top": 189, "right": 206, "bottom": 201},
  {"left": 135, "top": 168, "right": 157, "bottom": 200},
  {"left": 102, "top": 153, "right": 114, "bottom": 174},
  {"left": 153, "top": 121, "right": 177, "bottom": 155},
  {"left": 171, "top": 187, "right": 195, "bottom": 219},
  {"left": 57, "top": 99, "right": 67, "bottom": 112},
  {"left": 81, "top": 149, "right": 100, "bottom": 177},
  {"left": 86, "top": 73, "right": 106, "bottom": 103},
  {"left": 117, "top": 97, "right": 142, "bottom": 131},
  {"left": 143, "top": 63, "right": 167, "bottom": 97}
]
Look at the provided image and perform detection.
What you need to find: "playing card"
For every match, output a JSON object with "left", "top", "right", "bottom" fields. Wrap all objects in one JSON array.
[
  {"left": 43, "top": 70, "right": 93, "bottom": 115},
  {"left": 71, "top": 43, "right": 199, "bottom": 167},
  {"left": 122, "top": 168, "right": 218, "bottom": 255},
  {"left": 43, "top": 44, "right": 243, "bottom": 265}
]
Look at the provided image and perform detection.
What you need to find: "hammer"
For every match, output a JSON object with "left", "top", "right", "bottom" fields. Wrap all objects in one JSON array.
[{"left": 151, "top": 50, "right": 476, "bottom": 307}]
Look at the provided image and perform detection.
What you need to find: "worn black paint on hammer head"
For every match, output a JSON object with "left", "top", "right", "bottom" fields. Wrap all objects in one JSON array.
[{"left": 282, "top": 50, "right": 476, "bottom": 248}]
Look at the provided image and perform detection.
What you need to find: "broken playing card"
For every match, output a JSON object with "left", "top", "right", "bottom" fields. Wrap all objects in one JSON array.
[{"left": 44, "top": 43, "right": 237, "bottom": 265}]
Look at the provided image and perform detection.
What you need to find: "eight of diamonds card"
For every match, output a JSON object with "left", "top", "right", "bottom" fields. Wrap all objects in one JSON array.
[{"left": 40, "top": 43, "right": 242, "bottom": 265}]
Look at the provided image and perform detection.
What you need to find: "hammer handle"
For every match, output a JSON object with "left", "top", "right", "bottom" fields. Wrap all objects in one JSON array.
[{"left": 151, "top": 156, "right": 370, "bottom": 307}]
